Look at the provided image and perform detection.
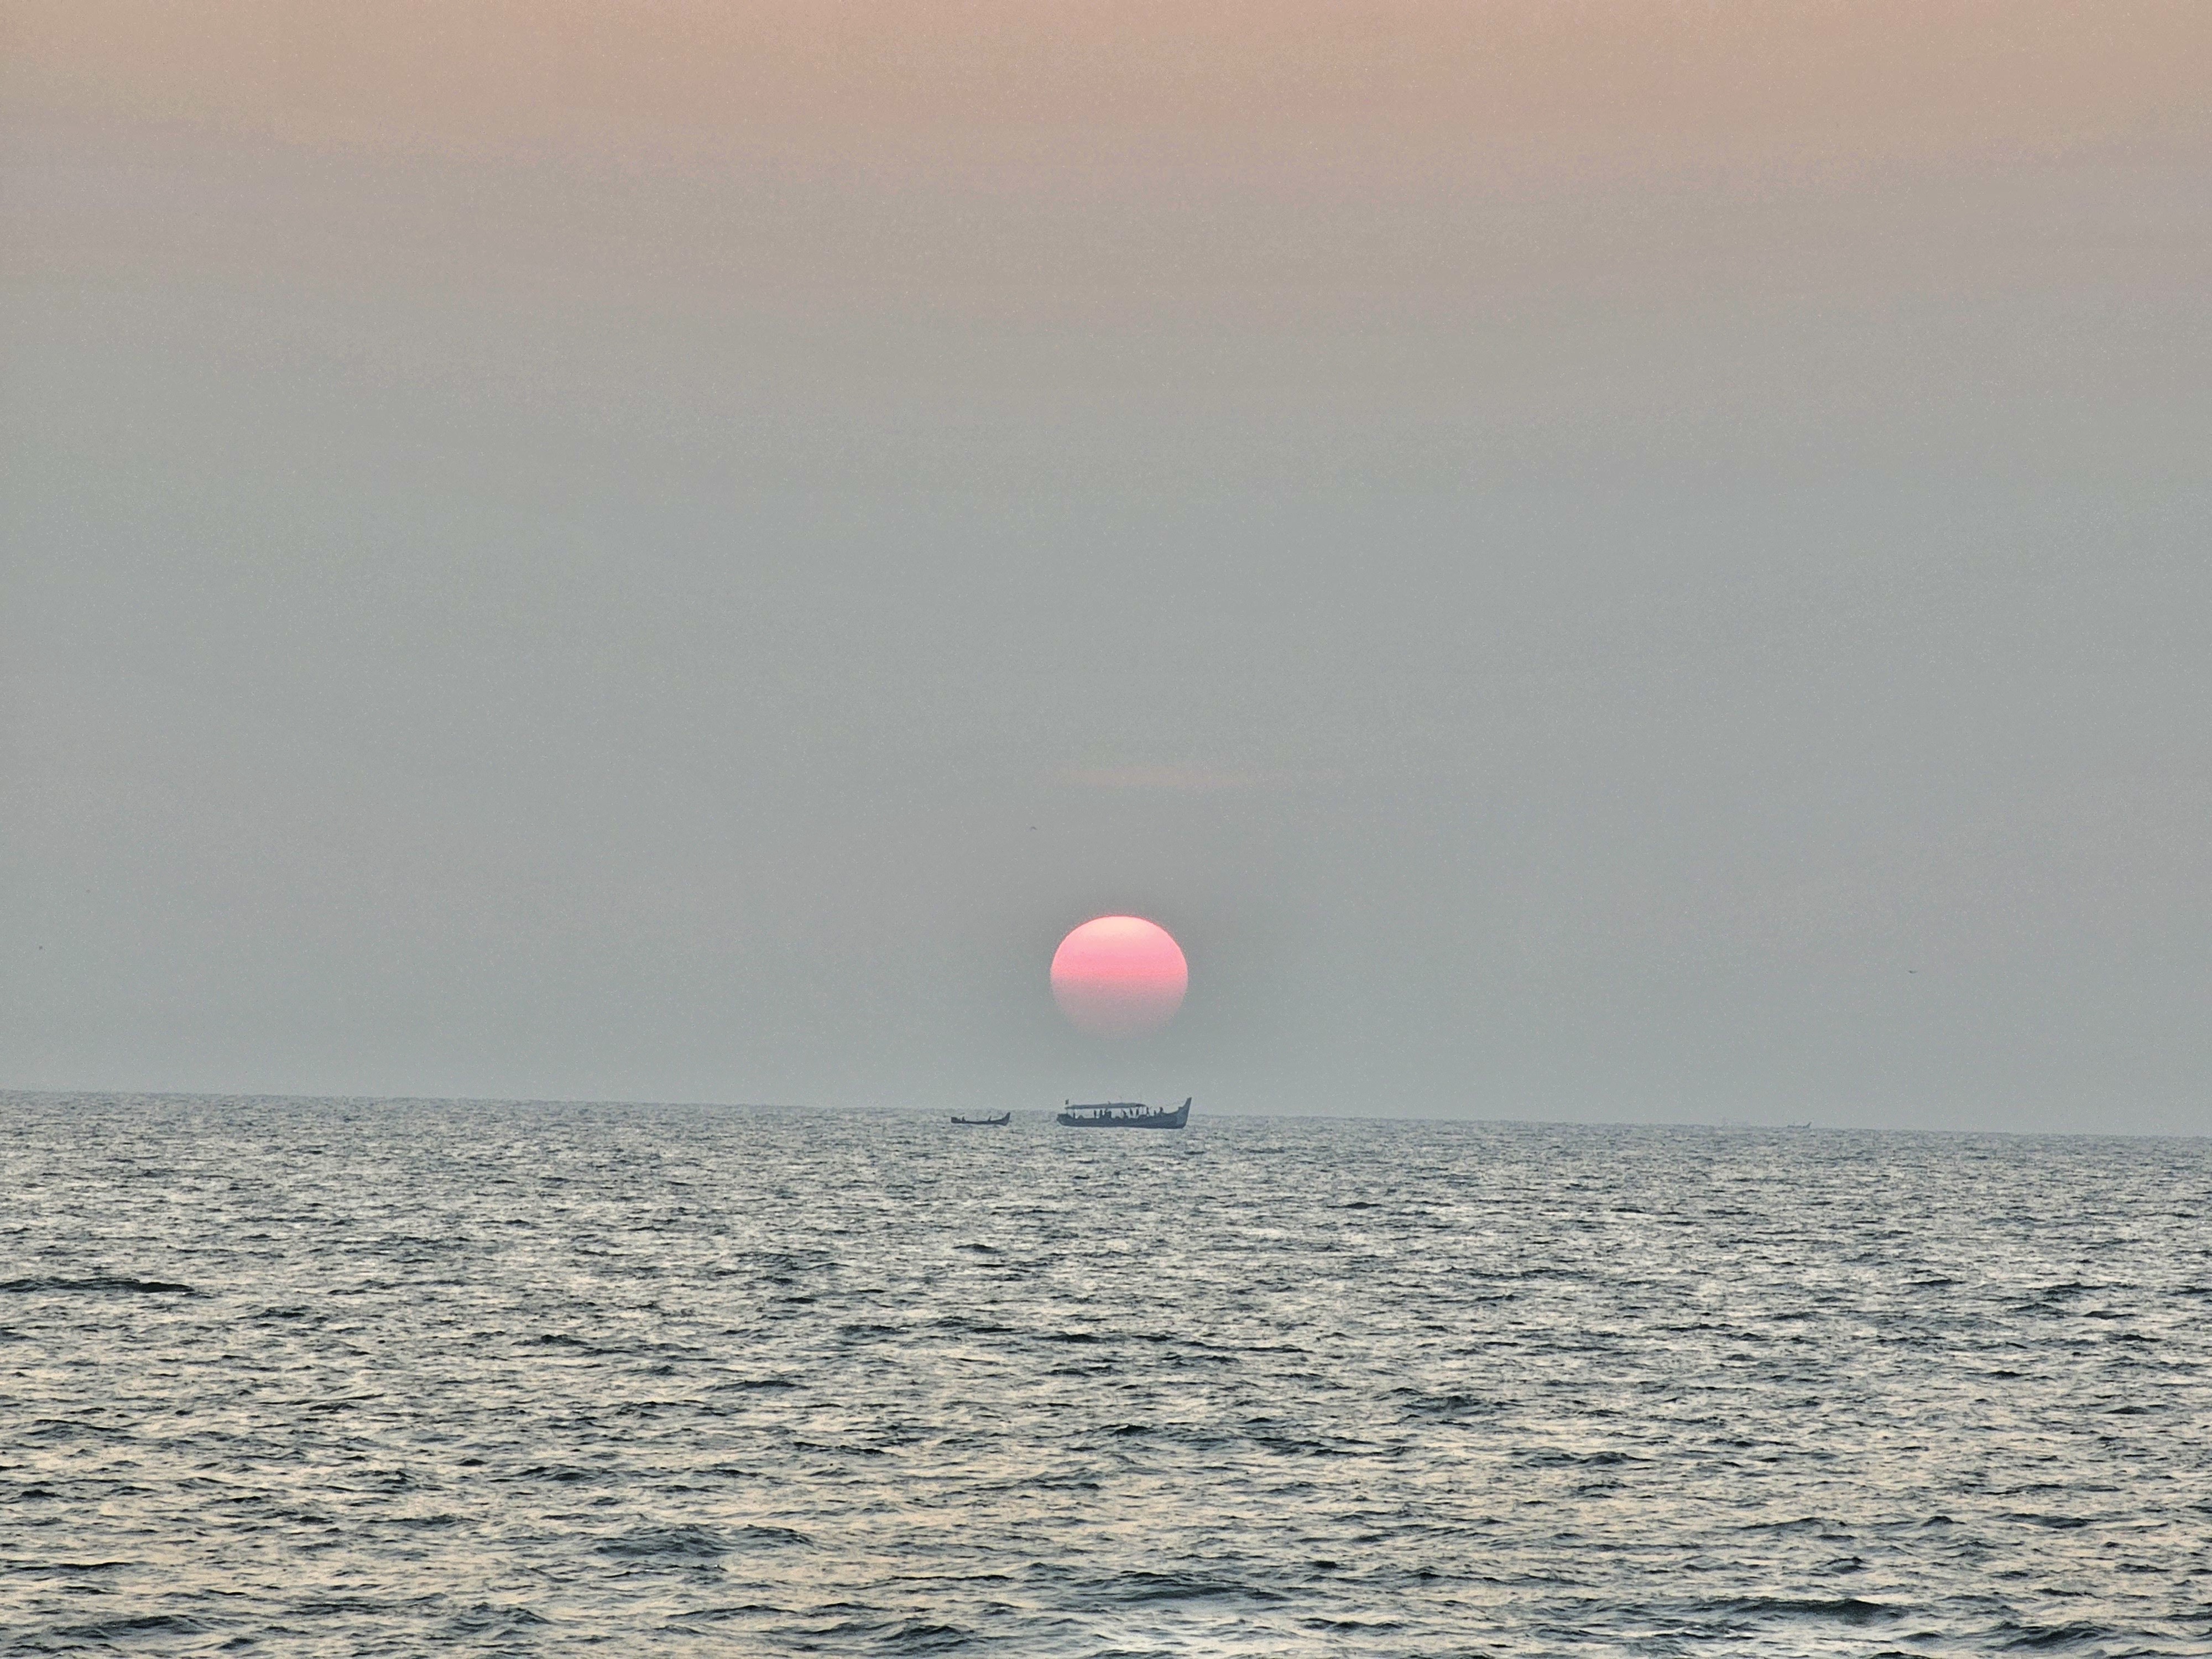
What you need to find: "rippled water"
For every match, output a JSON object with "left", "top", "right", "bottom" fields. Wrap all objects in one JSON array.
[{"left": 4, "top": 1093, "right": 2209, "bottom": 1656}]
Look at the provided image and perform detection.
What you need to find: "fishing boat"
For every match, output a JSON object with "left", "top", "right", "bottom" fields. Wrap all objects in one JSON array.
[
  {"left": 1055, "top": 1098, "right": 1190, "bottom": 1129},
  {"left": 950, "top": 1112, "right": 1012, "bottom": 1126}
]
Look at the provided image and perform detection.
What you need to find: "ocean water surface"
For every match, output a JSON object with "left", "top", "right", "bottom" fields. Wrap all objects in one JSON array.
[{"left": 3, "top": 1093, "right": 2208, "bottom": 1655}]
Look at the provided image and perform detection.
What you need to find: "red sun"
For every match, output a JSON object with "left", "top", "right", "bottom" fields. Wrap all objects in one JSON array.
[{"left": 1051, "top": 915, "right": 1188, "bottom": 1037}]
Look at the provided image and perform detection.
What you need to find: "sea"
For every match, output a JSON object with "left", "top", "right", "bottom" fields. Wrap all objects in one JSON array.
[{"left": 3, "top": 1093, "right": 2208, "bottom": 1656}]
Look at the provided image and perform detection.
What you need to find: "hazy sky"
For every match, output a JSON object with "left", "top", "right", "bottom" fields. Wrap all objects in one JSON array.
[{"left": 6, "top": 3, "right": 2210, "bottom": 1129}]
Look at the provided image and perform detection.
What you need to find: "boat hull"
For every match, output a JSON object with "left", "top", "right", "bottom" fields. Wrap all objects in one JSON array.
[{"left": 1055, "top": 1100, "right": 1190, "bottom": 1129}]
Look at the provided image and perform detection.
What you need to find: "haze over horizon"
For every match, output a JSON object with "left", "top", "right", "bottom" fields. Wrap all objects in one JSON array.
[{"left": 6, "top": 3, "right": 2210, "bottom": 1131}]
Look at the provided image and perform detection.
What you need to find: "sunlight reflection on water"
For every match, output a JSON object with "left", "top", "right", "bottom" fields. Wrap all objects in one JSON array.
[{"left": 3, "top": 1094, "right": 2208, "bottom": 1655}]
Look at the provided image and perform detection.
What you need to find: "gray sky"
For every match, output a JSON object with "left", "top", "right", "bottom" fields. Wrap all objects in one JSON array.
[{"left": 6, "top": 6, "right": 2210, "bottom": 1130}]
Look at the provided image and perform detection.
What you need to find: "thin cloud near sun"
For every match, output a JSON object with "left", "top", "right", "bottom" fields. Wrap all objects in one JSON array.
[{"left": 1058, "top": 765, "right": 1341, "bottom": 792}]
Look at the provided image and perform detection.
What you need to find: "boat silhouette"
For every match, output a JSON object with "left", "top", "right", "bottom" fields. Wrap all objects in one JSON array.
[
  {"left": 1055, "top": 1098, "right": 1190, "bottom": 1129},
  {"left": 950, "top": 1112, "right": 1012, "bottom": 1126}
]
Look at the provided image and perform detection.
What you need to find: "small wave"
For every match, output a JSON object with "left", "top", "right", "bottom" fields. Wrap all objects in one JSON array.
[
  {"left": 1110, "top": 1570, "right": 1286, "bottom": 1604},
  {"left": 293, "top": 1597, "right": 400, "bottom": 1616},
  {"left": 597, "top": 1524, "right": 732, "bottom": 1561},
  {"left": 51, "top": 1614, "right": 210, "bottom": 1639},
  {"left": 733, "top": 1524, "right": 812, "bottom": 1547},
  {"left": 0, "top": 1275, "right": 193, "bottom": 1296},
  {"left": 928, "top": 1316, "right": 1017, "bottom": 1336},
  {"left": 608, "top": 1522, "right": 811, "bottom": 1554},
  {"left": 4, "top": 1558, "right": 129, "bottom": 1574},
  {"left": 524, "top": 1332, "right": 633, "bottom": 1356},
  {"left": 1718, "top": 1595, "right": 1899, "bottom": 1624},
  {"left": 441, "top": 1602, "right": 551, "bottom": 1635},
  {"left": 880, "top": 1619, "right": 973, "bottom": 1653},
  {"left": 1525, "top": 1448, "right": 1640, "bottom": 1467},
  {"left": 2002, "top": 1620, "right": 2112, "bottom": 1649},
  {"left": 1394, "top": 1390, "right": 1506, "bottom": 1421}
]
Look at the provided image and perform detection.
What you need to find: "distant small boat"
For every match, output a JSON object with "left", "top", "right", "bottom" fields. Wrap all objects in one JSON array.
[
  {"left": 1056, "top": 1098, "right": 1190, "bottom": 1130},
  {"left": 950, "top": 1112, "right": 1011, "bottom": 1126}
]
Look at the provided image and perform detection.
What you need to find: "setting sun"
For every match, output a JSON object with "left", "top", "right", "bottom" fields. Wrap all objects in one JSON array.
[{"left": 1050, "top": 916, "right": 1188, "bottom": 1037}]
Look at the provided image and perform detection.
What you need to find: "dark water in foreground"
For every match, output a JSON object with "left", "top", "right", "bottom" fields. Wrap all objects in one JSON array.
[{"left": 4, "top": 1095, "right": 2209, "bottom": 1656}]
